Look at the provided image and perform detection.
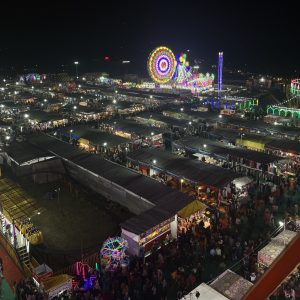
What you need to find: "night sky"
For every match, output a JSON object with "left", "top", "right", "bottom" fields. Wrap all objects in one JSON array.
[{"left": 1, "top": 0, "right": 299, "bottom": 76}]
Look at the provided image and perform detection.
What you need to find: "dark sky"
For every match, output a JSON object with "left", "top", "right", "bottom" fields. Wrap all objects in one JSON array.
[{"left": 0, "top": 0, "right": 299, "bottom": 76}]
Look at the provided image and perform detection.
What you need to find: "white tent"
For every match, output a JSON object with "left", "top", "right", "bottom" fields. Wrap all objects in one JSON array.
[
  {"left": 232, "top": 176, "right": 253, "bottom": 189},
  {"left": 181, "top": 283, "right": 229, "bottom": 300}
]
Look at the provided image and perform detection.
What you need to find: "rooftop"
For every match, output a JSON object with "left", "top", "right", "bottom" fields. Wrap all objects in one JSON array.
[
  {"left": 127, "top": 148, "right": 239, "bottom": 188},
  {"left": 173, "top": 136, "right": 280, "bottom": 164}
]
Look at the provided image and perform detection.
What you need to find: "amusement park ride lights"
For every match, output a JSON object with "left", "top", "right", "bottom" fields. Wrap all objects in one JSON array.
[
  {"left": 291, "top": 79, "right": 300, "bottom": 96},
  {"left": 147, "top": 46, "right": 214, "bottom": 92},
  {"left": 100, "top": 237, "right": 129, "bottom": 270}
]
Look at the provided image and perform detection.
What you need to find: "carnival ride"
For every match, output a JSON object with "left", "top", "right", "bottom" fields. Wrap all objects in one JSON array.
[
  {"left": 291, "top": 79, "right": 300, "bottom": 96},
  {"left": 20, "top": 73, "right": 46, "bottom": 82},
  {"left": 147, "top": 46, "right": 214, "bottom": 93},
  {"left": 100, "top": 237, "right": 129, "bottom": 270}
]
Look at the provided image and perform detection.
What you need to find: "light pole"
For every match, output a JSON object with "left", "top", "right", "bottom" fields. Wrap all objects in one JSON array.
[
  {"left": 198, "top": 186, "right": 201, "bottom": 197},
  {"left": 74, "top": 61, "right": 79, "bottom": 79},
  {"left": 180, "top": 179, "right": 184, "bottom": 191},
  {"left": 55, "top": 188, "right": 61, "bottom": 213},
  {"left": 69, "top": 129, "right": 73, "bottom": 143}
]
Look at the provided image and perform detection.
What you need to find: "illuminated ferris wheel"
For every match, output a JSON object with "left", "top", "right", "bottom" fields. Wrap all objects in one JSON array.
[{"left": 147, "top": 46, "right": 177, "bottom": 84}]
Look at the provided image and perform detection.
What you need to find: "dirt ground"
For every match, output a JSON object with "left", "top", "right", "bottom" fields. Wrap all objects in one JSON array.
[{"left": 14, "top": 175, "right": 133, "bottom": 271}]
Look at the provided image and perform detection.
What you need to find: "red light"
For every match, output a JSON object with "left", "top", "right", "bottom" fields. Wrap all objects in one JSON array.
[{"left": 104, "top": 56, "right": 110, "bottom": 61}]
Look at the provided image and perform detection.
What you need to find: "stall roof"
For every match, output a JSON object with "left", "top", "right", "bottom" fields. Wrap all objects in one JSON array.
[
  {"left": 6, "top": 142, "right": 54, "bottom": 165},
  {"left": 210, "top": 270, "right": 253, "bottom": 300},
  {"left": 127, "top": 148, "right": 239, "bottom": 188},
  {"left": 266, "top": 139, "right": 300, "bottom": 155},
  {"left": 104, "top": 119, "right": 163, "bottom": 136},
  {"left": 257, "top": 230, "right": 297, "bottom": 267},
  {"left": 28, "top": 135, "right": 193, "bottom": 219},
  {"left": 208, "top": 129, "right": 271, "bottom": 145},
  {"left": 135, "top": 112, "right": 190, "bottom": 128},
  {"left": 42, "top": 274, "right": 72, "bottom": 292},
  {"left": 29, "top": 110, "right": 64, "bottom": 123},
  {"left": 57, "top": 125, "right": 130, "bottom": 146},
  {"left": 174, "top": 136, "right": 280, "bottom": 164}
]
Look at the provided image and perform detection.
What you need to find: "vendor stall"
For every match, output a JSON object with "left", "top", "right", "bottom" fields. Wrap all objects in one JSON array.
[
  {"left": 257, "top": 241, "right": 284, "bottom": 268},
  {"left": 121, "top": 211, "right": 177, "bottom": 256},
  {"left": 258, "top": 230, "right": 297, "bottom": 268},
  {"left": 272, "top": 230, "right": 297, "bottom": 245},
  {"left": 42, "top": 274, "right": 73, "bottom": 299},
  {"left": 210, "top": 270, "right": 253, "bottom": 300},
  {"left": 33, "top": 263, "right": 53, "bottom": 283},
  {"left": 177, "top": 200, "right": 210, "bottom": 233},
  {"left": 0, "top": 178, "right": 44, "bottom": 249}
]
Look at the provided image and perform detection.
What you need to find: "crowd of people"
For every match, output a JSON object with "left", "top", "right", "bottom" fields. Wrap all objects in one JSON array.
[
  {"left": 271, "top": 267, "right": 300, "bottom": 300},
  {"left": 6, "top": 174, "right": 299, "bottom": 300}
]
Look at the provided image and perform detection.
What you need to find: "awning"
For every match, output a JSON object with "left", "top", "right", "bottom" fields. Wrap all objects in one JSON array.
[
  {"left": 78, "top": 138, "right": 90, "bottom": 145},
  {"left": 178, "top": 200, "right": 208, "bottom": 219}
]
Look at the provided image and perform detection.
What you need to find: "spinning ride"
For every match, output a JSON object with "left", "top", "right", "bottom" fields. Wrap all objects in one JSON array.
[
  {"left": 100, "top": 237, "right": 128, "bottom": 270},
  {"left": 291, "top": 79, "right": 300, "bottom": 96},
  {"left": 147, "top": 46, "right": 214, "bottom": 92},
  {"left": 147, "top": 46, "right": 177, "bottom": 84}
]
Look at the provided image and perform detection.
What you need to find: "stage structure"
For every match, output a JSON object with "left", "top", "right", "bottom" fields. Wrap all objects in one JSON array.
[{"left": 147, "top": 46, "right": 214, "bottom": 93}]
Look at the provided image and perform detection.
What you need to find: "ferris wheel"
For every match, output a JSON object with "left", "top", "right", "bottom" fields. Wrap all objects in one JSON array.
[
  {"left": 100, "top": 237, "right": 129, "bottom": 269},
  {"left": 147, "top": 46, "right": 177, "bottom": 84}
]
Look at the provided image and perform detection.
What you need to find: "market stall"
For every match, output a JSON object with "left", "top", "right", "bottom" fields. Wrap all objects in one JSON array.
[
  {"left": 210, "top": 270, "right": 253, "bottom": 300},
  {"left": 41, "top": 274, "right": 73, "bottom": 299},
  {"left": 0, "top": 178, "right": 44, "bottom": 247},
  {"left": 121, "top": 210, "right": 178, "bottom": 256},
  {"left": 33, "top": 263, "right": 53, "bottom": 283},
  {"left": 257, "top": 242, "right": 284, "bottom": 268},
  {"left": 258, "top": 230, "right": 297, "bottom": 269},
  {"left": 177, "top": 200, "right": 210, "bottom": 233}
]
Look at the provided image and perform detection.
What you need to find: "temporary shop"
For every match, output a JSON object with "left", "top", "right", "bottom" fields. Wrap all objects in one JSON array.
[
  {"left": 0, "top": 178, "right": 43, "bottom": 252},
  {"left": 78, "top": 138, "right": 95, "bottom": 152},
  {"left": 33, "top": 263, "right": 53, "bottom": 284},
  {"left": 121, "top": 209, "right": 178, "bottom": 256},
  {"left": 210, "top": 270, "right": 253, "bottom": 300},
  {"left": 257, "top": 230, "right": 297, "bottom": 272},
  {"left": 41, "top": 274, "right": 73, "bottom": 299},
  {"left": 177, "top": 200, "right": 210, "bottom": 233},
  {"left": 232, "top": 176, "right": 253, "bottom": 205}
]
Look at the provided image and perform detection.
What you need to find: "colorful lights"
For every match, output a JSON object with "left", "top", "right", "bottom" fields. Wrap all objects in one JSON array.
[
  {"left": 267, "top": 105, "right": 300, "bottom": 119},
  {"left": 218, "top": 52, "right": 223, "bottom": 92},
  {"left": 100, "top": 237, "right": 128, "bottom": 270},
  {"left": 20, "top": 73, "right": 46, "bottom": 82},
  {"left": 147, "top": 46, "right": 215, "bottom": 92},
  {"left": 291, "top": 79, "right": 300, "bottom": 96},
  {"left": 147, "top": 46, "right": 177, "bottom": 84}
]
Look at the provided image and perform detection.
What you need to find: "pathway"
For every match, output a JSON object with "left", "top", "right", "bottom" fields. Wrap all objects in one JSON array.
[{"left": 0, "top": 243, "right": 24, "bottom": 298}]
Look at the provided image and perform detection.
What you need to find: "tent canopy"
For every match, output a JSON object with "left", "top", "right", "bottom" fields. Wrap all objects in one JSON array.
[
  {"left": 232, "top": 177, "right": 253, "bottom": 189},
  {"left": 178, "top": 200, "right": 208, "bottom": 219}
]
